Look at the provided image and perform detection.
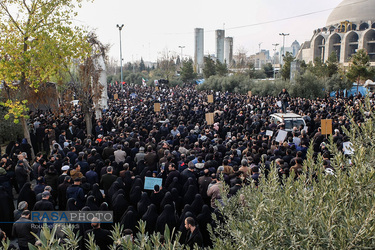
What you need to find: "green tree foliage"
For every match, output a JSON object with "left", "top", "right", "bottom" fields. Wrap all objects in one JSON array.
[
  {"left": 198, "top": 75, "right": 251, "bottom": 93},
  {"left": 0, "top": 106, "right": 23, "bottom": 144},
  {"left": 346, "top": 49, "right": 374, "bottom": 85},
  {"left": 0, "top": 0, "right": 90, "bottom": 157},
  {"left": 324, "top": 73, "right": 352, "bottom": 93},
  {"left": 203, "top": 56, "right": 216, "bottom": 79},
  {"left": 139, "top": 57, "right": 146, "bottom": 72},
  {"left": 157, "top": 53, "right": 176, "bottom": 81},
  {"left": 180, "top": 59, "right": 197, "bottom": 82},
  {"left": 327, "top": 51, "right": 339, "bottom": 77},
  {"left": 281, "top": 52, "right": 295, "bottom": 80},
  {"left": 251, "top": 79, "right": 289, "bottom": 96},
  {"left": 310, "top": 57, "right": 328, "bottom": 77},
  {"left": 262, "top": 62, "right": 274, "bottom": 78},
  {"left": 245, "top": 62, "right": 266, "bottom": 79},
  {"left": 215, "top": 60, "right": 228, "bottom": 77},
  {"left": 198, "top": 75, "right": 288, "bottom": 96},
  {"left": 290, "top": 71, "right": 325, "bottom": 98},
  {"left": 306, "top": 54, "right": 339, "bottom": 79},
  {"left": 211, "top": 99, "right": 375, "bottom": 249},
  {"left": 125, "top": 72, "right": 149, "bottom": 86}
]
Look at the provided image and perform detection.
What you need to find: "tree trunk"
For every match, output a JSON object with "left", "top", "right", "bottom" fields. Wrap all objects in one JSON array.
[
  {"left": 357, "top": 76, "right": 360, "bottom": 96},
  {"left": 21, "top": 116, "right": 35, "bottom": 160},
  {"left": 85, "top": 112, "right": 92, "bottom": 137}
]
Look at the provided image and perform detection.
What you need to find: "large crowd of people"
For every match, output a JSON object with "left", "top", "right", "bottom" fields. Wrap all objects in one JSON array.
[{"left": 0, "top": 83, "right": 370, "bottom": 249}]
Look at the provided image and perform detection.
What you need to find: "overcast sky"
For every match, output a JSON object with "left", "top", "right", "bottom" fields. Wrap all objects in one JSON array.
[{"left": 75, "top": 0, "right": 343, "bottom": 63}]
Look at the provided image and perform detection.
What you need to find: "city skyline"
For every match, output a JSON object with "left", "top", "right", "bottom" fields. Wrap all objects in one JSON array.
[{"left": 75, "top": 0, "right": 343, "bottom": 63}]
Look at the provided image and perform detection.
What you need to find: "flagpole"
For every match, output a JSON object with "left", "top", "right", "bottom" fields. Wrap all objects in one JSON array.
[{"left": 117, "top": 24, "right": 124, "bottom": 91}]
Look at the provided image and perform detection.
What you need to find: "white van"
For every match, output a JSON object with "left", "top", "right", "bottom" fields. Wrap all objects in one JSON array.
[{"left": 269, "top": 113, "right": 306, "bottom": 132}]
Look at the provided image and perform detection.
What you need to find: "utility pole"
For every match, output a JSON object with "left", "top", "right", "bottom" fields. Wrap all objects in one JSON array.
[
  {"left": 178, "top": 46, "right": 185, "bottom": 65},
  {"left": 279, "top": 33, "right": 289, "bottom": 65},
  {"left": 272, "top": 43, "right": 279, "bottom": 79},
  {"left": 116, "top": 24, "right": 124, "bottom": 90},
  {"left": 258, "top": 42, "right": 263, "bottom": 69}
]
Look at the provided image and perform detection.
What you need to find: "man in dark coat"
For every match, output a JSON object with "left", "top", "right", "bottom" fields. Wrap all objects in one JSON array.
[
  {"left": 100, "top": 166, "right": 117, "bottom": 197},
  {"left": 164, "top": 163, "right": 180, "bottom": 189},
  {"left": 33, "top": 191, "right": 54, "bottom": 211},
  {"left": 278, "top": 88, "right": 290, "bottom": 113},
  {"left": 58, "top": 130, "right": 67, "bottom": 148},
  {"left": 44, "top": 166, "right": 59, "bottom": 194},
  {"left": 102, "top": 142, "right": 115, "bottom": 160},
  {"left": 144, "top": 146, "right": 158, "bottom": 171},
  {"left": 12, "top": 210, "right": 38, "bottom": 250},
  {"left": 84, "top": 217, "right": 113, "bottom": 250},
  {"left": 85, "top": 164, "right": 99, "bottom": 187},
  {"left": 15, "top": 160, "right": 29, "bottom": 191},
  {"left": 184, "top": 217, "right": 203, "bottom": 249},
  {"left": 57, "top": 176, "right": 71, "bottom": 210},
  {"left": 180, "top": 162, "right": 197, "bottom": 184},
  {"left": 66, "top": 178, "right": 85, "bottom": 209}
]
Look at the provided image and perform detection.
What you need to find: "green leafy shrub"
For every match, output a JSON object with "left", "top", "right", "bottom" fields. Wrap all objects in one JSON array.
[{"left": 211, "top": 98, "right": 375, "bottom": 249}]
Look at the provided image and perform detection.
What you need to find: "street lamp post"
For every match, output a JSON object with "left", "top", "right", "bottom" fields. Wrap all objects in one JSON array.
[
  {"left": 178, "top": 46, "right": 185, "bottom": 64},
  {"left": 117, "top": 24, "right": 124, "bottom": 90},
  {"left": 279, "top": 33, "right": 289, "bottom": 65},
  {"left": 272, "top": 43, "right": 279, "bottom": 79}
]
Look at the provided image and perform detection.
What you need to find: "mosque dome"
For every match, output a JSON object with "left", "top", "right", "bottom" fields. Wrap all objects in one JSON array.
[{"left": 326, "top": 0, "right": 375, "bottom": 26}]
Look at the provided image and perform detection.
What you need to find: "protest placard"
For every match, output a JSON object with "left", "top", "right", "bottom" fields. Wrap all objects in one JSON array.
[
  {"left": 144, "top": 177, "right": 163, "bottom": 190},
  {"left": 321, "top": 119, "right": 333, "bottom": 135},
  {"left": 266, "top": 130, "right": 273, "bottom": 137},
  {"left": 276, "top": 130, "right": 288, "bottom": 143},
  {"left": 205, "top": 113, "right": 214, "bottom": 125},
  {"left": 343, "top": 142, "right": 354, "bottom": 155},
  {"left": 154, "top": 103, "right": 161, "bottom": 112}
]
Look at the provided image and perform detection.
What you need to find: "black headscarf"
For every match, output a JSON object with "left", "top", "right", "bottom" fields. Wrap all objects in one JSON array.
[
  {"left": 168, "top": 176, "right": 182, "bottom": 193},
  {"left": 190, "top": 194, "right": 205, "bottom": 215},
  {"left": 108, "top": 180, "right": 124, "bottom": 201},
  {"left": 130, "top": 177, "right": 143, "bottom": 194},
  {"left": 141, "top": 204, "right": 158, "bottom": 234},
  {"left": 88, "top": 183, "right": 104, "bottom": 205},
  {"left": 111, "top": 188, "right": 124, "bottom": 203},
  {"left": 156, "top": 204, "right": 178, "bottom": 233},
  {"left": 112, "top": 193, "right": 128, "bottom": 223},
  {"left": 129, "top": 186, "right": 142, "bottom": 206},
  {"left": 183, "top": 185, "right": 197, "bottom": 206},
  {"left": 67, "top": 198, "right": 78, "bottom": 211},
  {"left": 137, "top": 192, "right": 152, "bottom": 217},
  {"left": 99, "top": 202, "right": 109, "bottom": 211},
  {"left": 79, "top": 206, "right": 92, "bottom": 239},
  {"left": 120, "top": 210, "right": 137, "bottom": 233},
  {"left": 170, "top": 188, "right": 183, "bottom": 215},
  {"left": 182, "top": 177, "right": 197, "bottom": 194},
  {"left": 0, "top": 186, "right": 14, "bottom": 235},
  {"left": 85, "top": 195, "right": 99, "bottom": 211},
  {"left": 139, "top": 166, "right": 149, "bottom": 180},
  {"left": 179, "top": 204, "right": 194, "bottom": 224},
  {"left": 120, "top": 205, "right": 138, "bottom": 225},
  {"left": 197, "top": 204, "right": 213, "bottom": 247},
  {"left": 160, "top": 191, "right": 174, "bottom": 211},
  {"left": 123, "top": 171, "right": 133, "bottom": 200},
  {"left": 17, "top": 182, "right": 36, "bottom": 210}
]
